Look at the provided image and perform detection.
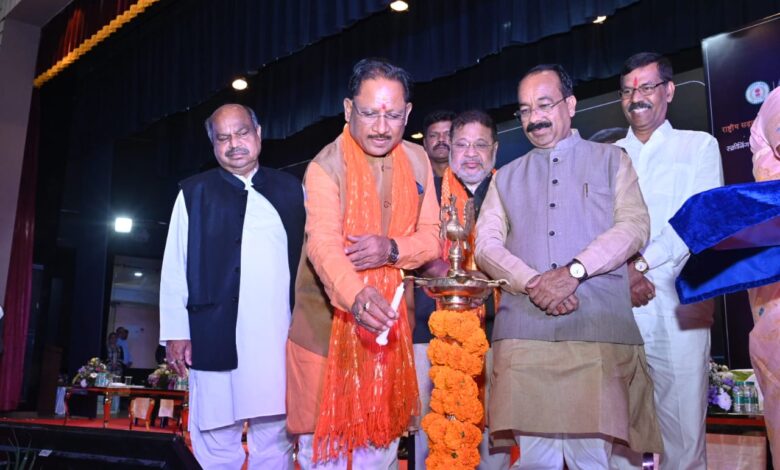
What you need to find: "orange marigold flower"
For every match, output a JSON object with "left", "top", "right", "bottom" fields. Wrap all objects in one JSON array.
[{"left": 423, "top": 308, "right": 488, "bottom": 469}]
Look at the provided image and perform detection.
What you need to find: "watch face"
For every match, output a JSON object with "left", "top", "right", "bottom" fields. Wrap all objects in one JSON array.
[
  {"left": 569, "top": 262, "right": 586, "bottom": 279},
  {"left": 388, "top": 240, "right": 399, "bottom": 264},
  {"left": 634, "top": 259, "right": 648, "bottom": 273}
]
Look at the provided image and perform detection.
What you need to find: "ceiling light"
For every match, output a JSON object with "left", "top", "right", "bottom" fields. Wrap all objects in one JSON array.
[
  {"left": 114, "top": 217, "right": 133, "bottom": 233},
  {"left": 133, "top": 271, "right": 143, "bottom": 278},
  {"left": 390, "top": 1, "right": 408, "bottom": 12},
  {"left": 232, "top": 78, "right": 248, "bottom": 90},
  {"left": 593, "top": 15, "right": 607, "bottom": 24},
  {"left": 411, "top": 132, "right": 423, "bottom": 140}
]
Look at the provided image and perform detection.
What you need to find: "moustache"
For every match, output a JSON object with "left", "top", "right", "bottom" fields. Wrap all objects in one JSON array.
[
  {"left": 628, "top": 102, "right": 652, "bottom": 112},
  {"left": 433, "top": 142, "right": 450, "bottom": 151},
  {"left": 226, "top": 147, "right": 249, "bottom": 157},
  {"left": 368, "top": 134, "right": 392, "bottom": 141},
  {"left": 526, "top": 121, "right": 552, "bottom": 133},
  {"left": 459, "top": 157, "right": 485, "bottom": 168}
]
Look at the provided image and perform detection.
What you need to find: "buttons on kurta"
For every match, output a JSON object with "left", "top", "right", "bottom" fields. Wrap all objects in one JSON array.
[
  {"left": 549, "top": 231, "right": 555, "bottom": 236},
  {"left": 552, "top": 157, "right": 559, "bottom": 163},
  {"left": 549, "top": 203, "right": 556, "bottom": 208},
  {"left": 552, "top": 179, "right": 558, "bottom": 185},
  {"left": 551, "top": 263, "right": 558, "bottom": 269}
]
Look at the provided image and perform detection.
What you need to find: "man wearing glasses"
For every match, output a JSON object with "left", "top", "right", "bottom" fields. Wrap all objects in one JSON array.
[
  {"left": 475, "top": 64, "right": 662, "bottom": 469},
  {"left": 160, "top": 104, "right": 305, "bottom": 468},
  {"left": 286, "top": 58, "right": 440, "bottom": 469},
  {"left": 412, "top": 109, "right": 511, "bottom": 469},
  {"left": 610, "top": 52, "right": 723, "bottom": 470}
]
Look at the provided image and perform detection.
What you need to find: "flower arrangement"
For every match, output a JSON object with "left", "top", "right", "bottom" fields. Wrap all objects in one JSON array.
[
  {"left": 147, "top": 363, "right": 178, "bottom": 389},
  {"left": 708, "top": 359, "right": 735, "bottom": 411},
  {"left": 422, "top": 308, "right": 488, "bottom": 469},
  {"left": 72, "top": 357, "right": 109, "bottom": 387}
]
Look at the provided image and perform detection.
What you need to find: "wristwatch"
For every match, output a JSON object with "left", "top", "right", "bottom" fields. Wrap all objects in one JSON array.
[
  {"left": 567, "top": 259, "right": 588, "bottom": 282},
  {"left": 633, "top": 256, "right": 649, "bottom": 274},
  {"left": 387, "top": 239, "right": 399, "bottom": 265}
]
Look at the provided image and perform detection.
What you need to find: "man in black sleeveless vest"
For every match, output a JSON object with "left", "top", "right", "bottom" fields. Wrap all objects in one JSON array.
[{"left": 160, "top": 104, "right": 304, "bottom": 469}]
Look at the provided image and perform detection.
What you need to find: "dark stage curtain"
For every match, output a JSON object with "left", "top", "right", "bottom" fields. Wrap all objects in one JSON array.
[
  {"left": 0, "top": 92, "right": 39, "bottom": 412},
  {"left": 37, "top": 0, "right": 390, "bottom": 142},
  {"left": 243, "top": 0, "right": 780, "bottom": 139},
  {"left": 54, "top": 0, "right": 780, "bottom": 141},
  {"left": 39, "top": 0, "right": 647, "bottom": 143}
]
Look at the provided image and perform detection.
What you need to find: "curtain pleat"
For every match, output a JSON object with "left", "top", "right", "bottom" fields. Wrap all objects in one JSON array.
[{"left": 0, "top": 91, "right": 39, "bottom": 411}]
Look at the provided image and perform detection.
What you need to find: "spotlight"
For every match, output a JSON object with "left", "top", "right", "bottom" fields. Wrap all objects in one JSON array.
[
  {"left": 115, "top": 217, "right": 133, "bottom": 233},
  {"left": 390, "top": 1, "right": 408, "bottom": 12},
  {"left": 411, "top": 132, "right": 423, "bottom": 140},
  {"left": 133, "top": 272, "right": 143, "bottom": 278},
  {"left": 593, "top": 15, "right": 607, "bottom": 24},
  {"left": 232, "top": 78, "right": 248, "bottom": 90}
]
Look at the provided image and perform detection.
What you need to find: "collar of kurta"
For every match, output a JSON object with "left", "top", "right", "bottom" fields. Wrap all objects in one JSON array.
[
  {"left": 531, "top": 128, "right": 582, "bottom": 155},
  {"left": 625, "top": 119, "right": 673, "bottom": 146},
  {"left": 217, "top": 165, "right": 263, "bottom": 191}
]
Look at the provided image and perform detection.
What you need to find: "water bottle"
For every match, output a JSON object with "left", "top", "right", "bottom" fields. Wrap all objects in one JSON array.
[
  {"left": 732, "top": 381, "right": 747, "bottom": 413},
  {"left": 175, "top": 376, "right": 188, "bottom": 391},
  {"left": 744, "top": 381, "right": 759, "bottom": 414}
]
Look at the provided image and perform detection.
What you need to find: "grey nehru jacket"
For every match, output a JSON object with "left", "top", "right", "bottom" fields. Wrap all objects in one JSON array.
[{"left": 492, "top": 131, "right": 643, "bottom": 345}]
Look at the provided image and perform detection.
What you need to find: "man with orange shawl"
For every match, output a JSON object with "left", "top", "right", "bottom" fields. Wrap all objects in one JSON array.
[
  {"left": 286, "top": 58, "right": 441, "bottom": 469},
  {"left": 412, "top": 109, "right": 510, "bottom": 469}
]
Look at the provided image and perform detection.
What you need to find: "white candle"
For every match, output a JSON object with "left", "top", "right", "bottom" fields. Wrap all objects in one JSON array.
[{"left": 376, "top": 281, "right": 405, "bottom": 346}]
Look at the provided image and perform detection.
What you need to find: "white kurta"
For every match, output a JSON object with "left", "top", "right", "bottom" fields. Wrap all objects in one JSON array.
[
  {"left": 617, "top": 120, "right": 724, "bottom": 320},
  {"left": 159, "top": 170, "right": 290, "bottom": 431},
  {"left": 612, "top": 121, "right": 724, "bottom": 470}
]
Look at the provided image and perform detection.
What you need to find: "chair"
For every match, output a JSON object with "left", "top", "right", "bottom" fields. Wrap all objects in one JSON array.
[{"left": 129, "top": 397, "right": 155, "bottom": 430}]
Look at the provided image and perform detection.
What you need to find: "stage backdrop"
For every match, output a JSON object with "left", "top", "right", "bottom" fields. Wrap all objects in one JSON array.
[
  {"left": 701, "top": 14, "right": 780, "bottom": 368},
  {"left": 703, "top": 13, "right": 780, "bottom": 186}
]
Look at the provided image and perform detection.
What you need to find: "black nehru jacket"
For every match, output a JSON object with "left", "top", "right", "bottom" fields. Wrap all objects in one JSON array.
[{"left": 180, "top": 166, "right": 305, "bottom": 371}]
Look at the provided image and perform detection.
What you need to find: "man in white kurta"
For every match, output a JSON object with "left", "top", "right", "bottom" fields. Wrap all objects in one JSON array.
[
  {"left": 610, "top": 53, "right": 723, "bottom": 470},
  {"left": 160, "top": 104, "right": 301, "bottom": 469}
]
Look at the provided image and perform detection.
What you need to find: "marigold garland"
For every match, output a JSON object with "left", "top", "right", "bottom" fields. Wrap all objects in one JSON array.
[{"left": 423, "top": 308, "right": 488, "bottom": 469}]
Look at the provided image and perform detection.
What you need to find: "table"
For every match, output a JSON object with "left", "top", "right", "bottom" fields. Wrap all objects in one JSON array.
[
  {"left": 64, "top": 386, "right": 188, "bottom": 430},
  {"left": 707, "top": 412, "right": 772, "bottom": 469}
]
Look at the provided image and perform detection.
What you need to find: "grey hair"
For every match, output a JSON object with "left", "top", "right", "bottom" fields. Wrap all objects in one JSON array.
[{"left": 204, "top": 104, "right": 260, "bottom": 143}]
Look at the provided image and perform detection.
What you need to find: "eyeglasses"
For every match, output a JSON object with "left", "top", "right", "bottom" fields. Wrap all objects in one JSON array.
[
  {"left": 351, "top": 103, "right": 407, "bottom": 125},
  {"left": 452, "top": 141, "right": 494, "bottom": 152},
  {"left": 514, "top": 97, "right": 568, "bottom": 122},
  {"left": 618, "top": 81, "right": 667, "bottom": 99}
]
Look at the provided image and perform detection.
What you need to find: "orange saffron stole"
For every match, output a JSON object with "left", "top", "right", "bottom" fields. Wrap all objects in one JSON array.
[{"left": 312, "top": 125, "right": 420, "bottom": 463}]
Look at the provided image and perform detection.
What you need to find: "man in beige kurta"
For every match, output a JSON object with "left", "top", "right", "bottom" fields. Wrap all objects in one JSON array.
[{"left": 475, "top": 64, "right": 662, "bottom": 469}]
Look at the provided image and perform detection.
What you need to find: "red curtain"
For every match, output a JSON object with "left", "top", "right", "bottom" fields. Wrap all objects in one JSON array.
[
  {"left": 0, "top": 91, "right": 39, "bottom": 411},
  {"left": 36, "top": 0, "right": 137, "bottom": 75}
]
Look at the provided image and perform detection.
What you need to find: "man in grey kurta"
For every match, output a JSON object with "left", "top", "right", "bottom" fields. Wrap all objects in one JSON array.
[{"left": 475, "top": 64, "right": 662, "bottom": 469}]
